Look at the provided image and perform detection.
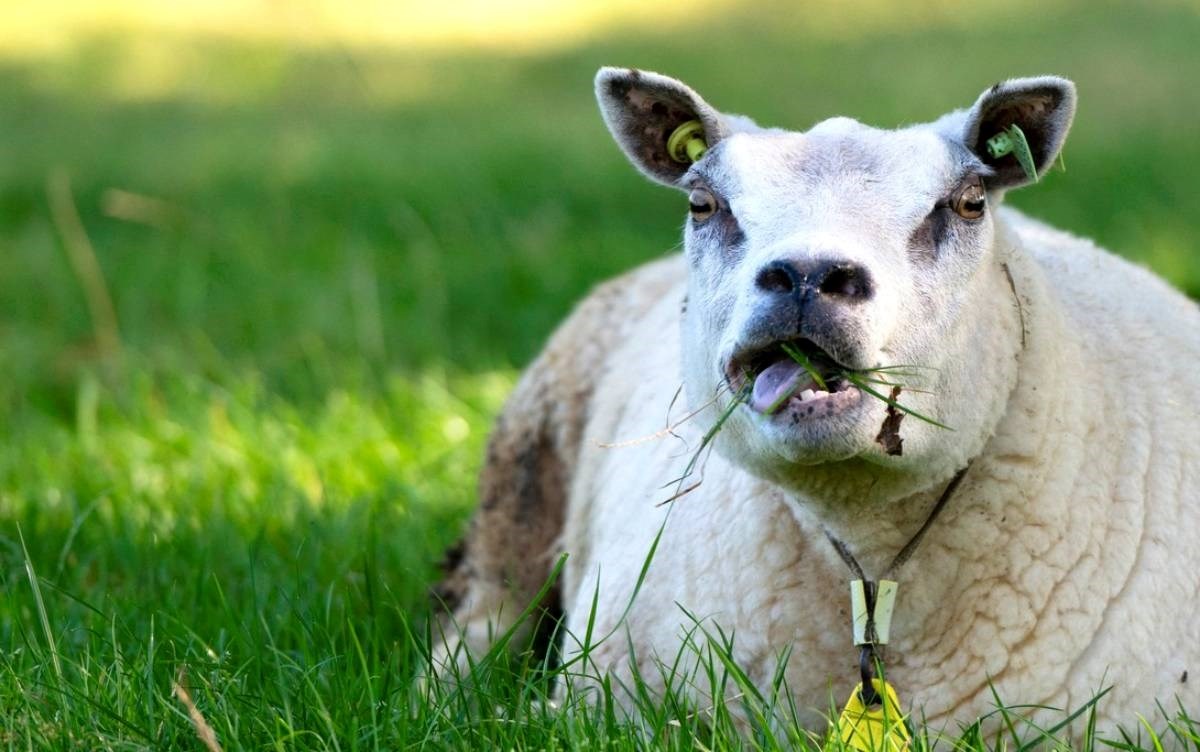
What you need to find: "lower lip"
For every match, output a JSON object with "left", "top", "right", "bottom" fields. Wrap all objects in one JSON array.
[{"left": 755, "top": 384, "right": 862, "bottom": 421}]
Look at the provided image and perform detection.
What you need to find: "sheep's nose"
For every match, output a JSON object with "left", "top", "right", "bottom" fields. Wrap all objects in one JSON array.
[{"left": 754, "top": 258, "right": 874, "bottom": 302}]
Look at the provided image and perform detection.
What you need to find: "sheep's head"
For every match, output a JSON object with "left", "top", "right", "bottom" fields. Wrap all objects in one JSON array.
[{"left": 596, "top": 68, "right": 1075, "bottom": 484}]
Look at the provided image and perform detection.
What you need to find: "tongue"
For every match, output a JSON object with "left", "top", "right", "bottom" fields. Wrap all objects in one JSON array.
[{"left": 750, "top": 359, "right": 808, "bottom": 413}]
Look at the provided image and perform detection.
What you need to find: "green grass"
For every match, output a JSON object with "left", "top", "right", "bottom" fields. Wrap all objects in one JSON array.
[{"left": 1, "top": 0, "right": 1199, "bottom": 747}]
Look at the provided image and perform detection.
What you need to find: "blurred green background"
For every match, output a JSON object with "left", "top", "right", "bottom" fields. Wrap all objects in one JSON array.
[{"left": 1, "top": 0, "right": 1197, "bottom": 744}]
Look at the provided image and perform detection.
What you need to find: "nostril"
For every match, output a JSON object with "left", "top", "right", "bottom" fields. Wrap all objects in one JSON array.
[
  {"left": 755, "top": 258, "right": 873, "bottom": 301},
  {"left": 755, "top": 261, "right": 798, "bottom": 294},
  {"left": 818, "top": 264, "right": 872, "bottom": 300}
]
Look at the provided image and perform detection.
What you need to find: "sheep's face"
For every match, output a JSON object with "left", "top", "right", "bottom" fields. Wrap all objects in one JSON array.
[
  {"left": 597, "top": 69, "right": 1074, "bottom": 476},
  {"left": 680, "top": 121, "right": 992, "bottom": 467}
]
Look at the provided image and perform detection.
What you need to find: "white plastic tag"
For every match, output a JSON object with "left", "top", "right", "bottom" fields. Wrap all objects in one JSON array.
[{"left": 850, "top": 579, "right": 899, "bottom": 646}]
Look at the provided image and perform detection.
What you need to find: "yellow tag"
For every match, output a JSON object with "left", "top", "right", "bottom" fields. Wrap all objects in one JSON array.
[
  {"left": 666, "top": 119, "right": 708, "bottom": 164},
  {"left": 830, "top": 679, "right": 911, "bottom": 752}
]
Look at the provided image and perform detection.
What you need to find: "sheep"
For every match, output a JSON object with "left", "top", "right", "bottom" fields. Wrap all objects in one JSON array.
[{"left": 431, "top": 67, "right": 1200, "bottom": 733}]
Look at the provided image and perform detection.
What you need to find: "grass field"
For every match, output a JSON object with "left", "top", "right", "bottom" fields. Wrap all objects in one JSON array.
[{"left": 2, "top": 1, "right": 1199, "bottom": 747}]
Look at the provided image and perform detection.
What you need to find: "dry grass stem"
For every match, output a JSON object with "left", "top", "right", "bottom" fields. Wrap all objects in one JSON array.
[
  {"left": 172, "top": 667, "right": 223, "bottom": 752},
  {"left": 47, "top": 169, "right": 122, "bottom": 359},
  {"left": 597, "top": 386, "right": 723, "bottom": 449}
]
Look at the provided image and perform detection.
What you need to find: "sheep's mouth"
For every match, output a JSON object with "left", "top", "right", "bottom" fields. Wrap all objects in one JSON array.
[{"left": 727, "top": 339, "right": 860, "bottom": 416}]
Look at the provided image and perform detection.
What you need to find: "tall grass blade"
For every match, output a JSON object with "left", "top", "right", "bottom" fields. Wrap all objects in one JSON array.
[
  {"left": 18, "top": 524, "right": 63, "bottom": 683},
  {"left": 1019, "top": 686, "right": 1112, "bottom": 750}
]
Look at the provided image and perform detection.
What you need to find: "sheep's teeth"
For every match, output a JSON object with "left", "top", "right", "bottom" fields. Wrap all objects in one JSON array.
[{"left": 799, "top": 389, "right": 816, "bottom": 402}]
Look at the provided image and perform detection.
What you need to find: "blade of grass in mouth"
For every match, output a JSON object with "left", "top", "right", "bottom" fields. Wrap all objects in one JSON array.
[
  {"left": 852, "top": 364, "right": 933, "bottom": 380},
  {"left": 767, "top": 349, "right": 947, "bottom": 428},
  {"left": 850, "top": 375, "right": 934, "bottom": 394},
  {"left": 843, "top": 372, "right": 951, "bottom": 430},
  {"left": 779, "top": 342, "right": 828, "bottom": 391},
  {"left": 764, "top": 382, "right": 797, "bottom": 415}
]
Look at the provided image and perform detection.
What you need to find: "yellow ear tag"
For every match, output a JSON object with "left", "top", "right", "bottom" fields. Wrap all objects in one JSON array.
[
  {"left": 666, "top": 119, "right": 708, "bottom": 164},
  {"left": 830, "top": 679, "right": 911, "bottom": 752}
]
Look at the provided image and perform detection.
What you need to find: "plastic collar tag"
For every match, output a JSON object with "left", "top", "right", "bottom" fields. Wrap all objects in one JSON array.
[
  {"left": 831, "top": 679, "right": 911, "bottom": 752},
  {"left": 667, "top": 120, "right": 708, "bottom": 164},
  {"left": 851, "top": 579, "right": 898, "bottom": 646},
  {"left": 985, "top": 123, "right": 1038, "bottom": 183}
]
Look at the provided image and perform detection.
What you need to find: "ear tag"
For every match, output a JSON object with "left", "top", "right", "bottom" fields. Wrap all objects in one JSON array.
[
  {"left": 830, "top": 679, "right": 911, "bottom": 752},
  {"left": 667, "top": 119, "right": 708, "bottom": 164},
  {"left": 985, "top": 123, "right": 1038, "bottom": 183}
]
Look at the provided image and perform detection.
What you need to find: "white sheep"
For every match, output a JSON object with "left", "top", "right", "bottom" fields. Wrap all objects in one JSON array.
[{"left": 432, "top": 67, "right": 1200, "bottom": 734}]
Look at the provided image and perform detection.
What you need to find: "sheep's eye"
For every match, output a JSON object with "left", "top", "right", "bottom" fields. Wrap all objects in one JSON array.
[
  {"left": 688, "top": 187, "right": 717, "bottom": 222},
  {"left": 951, "top": 177, "right": 986, "bottom": 219}
]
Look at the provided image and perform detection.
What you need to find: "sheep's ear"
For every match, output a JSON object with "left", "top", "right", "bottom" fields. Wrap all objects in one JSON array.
[
  {"left": 595, "top": 67, "right": 733, "bottom": 188},
  {"left": 962, "top": 76, "right": 1077, "bottom": 190}
]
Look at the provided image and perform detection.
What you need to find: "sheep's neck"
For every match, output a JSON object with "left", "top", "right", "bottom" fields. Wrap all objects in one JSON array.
[
  {"left": 784, "top": 238, "right": 1069, "bottom": 580},
  {"left": 822, "top": 464, "right": 970, "bottom": 586},
  {"left": 792, "top": 464, "right": 975, "bottom": 579}
]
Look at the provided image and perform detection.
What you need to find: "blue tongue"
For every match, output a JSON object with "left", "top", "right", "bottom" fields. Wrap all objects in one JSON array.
[{"left": 750, "top": 359, "right": 807, "bottom": 412}]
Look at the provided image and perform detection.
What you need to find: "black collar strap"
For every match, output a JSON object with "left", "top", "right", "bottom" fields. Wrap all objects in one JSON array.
[
  {"left": 824, "top": 465, "right": 969, "bottom": 582},
  {"left": 823, "top": 463, "right": 971, "bottom": 705}
]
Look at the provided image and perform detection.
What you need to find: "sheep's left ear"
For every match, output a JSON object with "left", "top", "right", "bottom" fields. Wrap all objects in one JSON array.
[
  {"left": 962, "top": 76, "right": 1077, "bottom": 190},
  {"left": 595, "top": 67, "right": 735, "bottom": 188}
]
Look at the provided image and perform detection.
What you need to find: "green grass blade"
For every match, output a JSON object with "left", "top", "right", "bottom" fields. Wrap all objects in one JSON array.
[
  {"left": 1009, "top": 123, "right": 1040, "bottom": 184},
  {"left": 18, "top": 525, "right": 63, "bottom": 684},
  {"left": 1138, "top": 714, "right": 1166, "bottom": 752},
  {"left": 843, "top": 373, "right": 952, "bottom": 430},
  {"left": 780, "top": 342, "right": 827, "bottom": 391}
]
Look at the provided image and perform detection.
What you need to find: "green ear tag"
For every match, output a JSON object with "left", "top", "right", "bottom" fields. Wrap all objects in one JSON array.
[
  {"left": 985, "top": 123, "right": 1038, "bottom": 183},
  {"left": 667, "top": 120, "right": 708, "bottom": 164}
]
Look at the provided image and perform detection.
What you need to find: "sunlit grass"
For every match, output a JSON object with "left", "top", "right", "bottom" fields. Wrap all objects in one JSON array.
[
  {"left": 1, "top": 363, "right": 514, "bottom": 745},
  {"left": 0, "top": 0, "right": 733, "bottom": 59},
  {"left": 3, "top": 362, "right": 510, "bottom": 581}
]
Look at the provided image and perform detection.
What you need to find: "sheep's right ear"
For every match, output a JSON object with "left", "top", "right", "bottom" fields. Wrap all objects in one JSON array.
[
  {"left": 595, "top": 67, "right": 732, "bottom": 188},
  {"left": 961, "top": 76, "right": 1077, "bottom": 190}
]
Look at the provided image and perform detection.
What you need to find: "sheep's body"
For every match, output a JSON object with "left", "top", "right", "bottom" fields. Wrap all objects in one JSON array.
[
  {"left": 432, "top": 69, "right": 1200, "bottom": 732},
  {"left": 553, "top": 208, "right": 1200, "bottom": 727}
]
